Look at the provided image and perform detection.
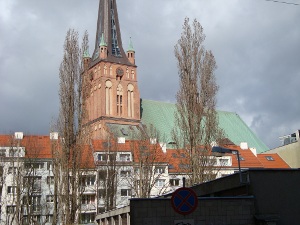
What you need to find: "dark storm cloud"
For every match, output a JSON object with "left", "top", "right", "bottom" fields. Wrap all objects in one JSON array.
[{"left": 1, "top": 0, "right": 299, "bottom": 150}]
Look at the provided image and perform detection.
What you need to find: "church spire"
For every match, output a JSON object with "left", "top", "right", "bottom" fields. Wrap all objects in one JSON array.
[{"left": 92, "top": 0, "right": 130, "bottom": 65}]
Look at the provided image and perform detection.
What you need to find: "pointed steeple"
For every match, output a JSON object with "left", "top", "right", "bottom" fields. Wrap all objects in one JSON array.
[
  {"left": 83, "top": 48, "right": 90, "bottom": 58},
  {"left": 127, "top": 37, "right": 135, "bottom": 65},
  {"left": 83, "top": 47, "right": 91, "bottom": 71},
  {"left": 99, "top": 32, "right": 107, "bottom": 47},
  {"left": 127, "top": 37, "right": 135, "bottom": 52},
  {"left": 92, "top": 0, "right": 130, "bottom": 65}
]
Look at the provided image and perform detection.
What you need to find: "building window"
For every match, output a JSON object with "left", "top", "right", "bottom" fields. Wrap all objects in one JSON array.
[
  {"left": 238, "top": 156, "right": 245, "bottom": 161},
  {"left": 97, "top": 154, "right": 107, "bottom": 161},
  {"left": 119, "top": 153, "right": 131, "bottom": 161},
  {"left": 8, "top": 167, "right": 18, "bottom": 174},
  {"left": 22, "top": 216, "right": 29, "bottom": 225},
  {"left": 7, "top": 186, "right": 17, "bottom": 194},
  {"left": 0, "top": 166, "right": 3, "bottom": 176},
  {"left": 155, "top": 167, "right": 165, "bottom": 174},
  {"left": 155, "top": 179, "right": 165, "bottom": 187},
  {"left": 98, "top": 171, "right": 107, "bottom": 182},
  {"left": 47, "top": 162, "right": 53, "bottom": 171},
  {"left": 127, "top": 84, "right": 134, "bottom": 117},
  {"left": 98, "top": 189, "right": 105, "bottom": 198},
  {"left": 32, "top": 215, "right": 41, "bottom": 224},
  {"left": 46, "top": 195, "right": 54, "bottom": 203},
  {"left": 104, "top": 64, "right": 107, "bottom": 75},
  {"left": 6, "top": 206, "right": 16, "bottom": 214},
  {"left": 168, "top": 164, "right": 174, "bottom": 169},
  {"left": 265, "top": 156, "right": 274, "bottom": 161},
  {"left": 45, "top": 215, "right": 53, "bottom": 223},
  {"left": 24, "top": 162, "right": 44, "bottom": 170},
  {"left": 32, "top": 196, "right": 41, "bottom": 212},
  {"left": 170, "top": 179, "right": 180, "bottom": 186},
  {"left": 82, "top": 176, "right": 96, "bottom": 186},
  {"left": 0, "top": 149, "right": 6, "bottom": 157},
  {"left": 81, "top": 213, "right": 95, "bottom": 224},
  {"left": 82, "top": 195, "right": 95, "bottom": 205},
  {"left": 117, "top": 95, "right": 123, "bottom": 115},
  {"left": 126, "top": 68, "right": 129, "bottom": 78},
  {"left": 9, "top": 149, "right": 18, "bottom": 157},
  {"left": 23, "top": 177, "right": 42, "bottom": 192},
  {"left": 105, "top": 80, "right": 112, "bottom": 115},
  {"left": 117, "top": 84, "right": 123, "bottom": 116},
  {"left": 219, "top": 158, "right": 229, "bottom": 166},
  {"left": 121, "top": 189, "right": 131, "bottom": 197},
  {"left": 120, "top": 170, "right": 131, "bottom": 177},
  {"left": 179, "top": 164, "right": 190, "bottom": 169},
  {"left": 47, "top": 176, "right": 54, "bottom": 185}
]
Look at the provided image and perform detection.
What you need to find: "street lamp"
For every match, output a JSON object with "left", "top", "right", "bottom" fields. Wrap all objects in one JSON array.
[{"left": 212, "top": 146, "right": 242, "bottom": 183}]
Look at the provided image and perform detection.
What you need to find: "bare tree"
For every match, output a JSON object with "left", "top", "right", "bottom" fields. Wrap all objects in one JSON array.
[
  {"left": 0, "top": 135, "right": 53, "bottom": 225},
  {"left": 53, "top": 28, "right": 91, "bottom": 225},
  {"left": 173, "top": 18, "right": 225, "bottom": 186},
  {"left": 128, "top": 126, "right": 169, "bottom": 198},
  {"left": 96, "top": 136, "right": 119, "bottom": 212}
]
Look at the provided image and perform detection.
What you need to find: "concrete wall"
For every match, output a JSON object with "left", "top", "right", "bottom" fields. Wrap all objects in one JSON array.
[
  {"left": 248, "top": 170, "right": 300, "bottom": 225},
  {"left": 265, "top": 142, "right": 300, "bottom": 168},
  {"left": 130, "top": 197, "right": 255, "bottom": 225}
]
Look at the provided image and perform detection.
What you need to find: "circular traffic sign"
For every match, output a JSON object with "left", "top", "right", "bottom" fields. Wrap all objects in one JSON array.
[{"left": 171, "top": 187, "right": 198, "bottom": 215}]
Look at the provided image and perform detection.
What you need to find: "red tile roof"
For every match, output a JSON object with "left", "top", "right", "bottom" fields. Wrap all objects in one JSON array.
[
  {"left": 0, "top": 135, "right": 290, "bottom": 170},
  {"left": 223, "top": 145, "right": 264, "bottom": 168},
  {"left": 0, "top": 134, "right": 95, "bottom": 169},
  {"left": 257, "top": 154, "right": 290, "bottom": 168}
]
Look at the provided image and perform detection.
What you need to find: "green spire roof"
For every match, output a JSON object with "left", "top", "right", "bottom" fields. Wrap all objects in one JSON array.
[
  {"left": 99, "top": 32, "right": 107, "bottom": 47},
  {"left": 83, "top": 47, "right": 90, "bottom": 58},
  {"left": 127, "top": 37, "right": 135, "bottom": 52}
]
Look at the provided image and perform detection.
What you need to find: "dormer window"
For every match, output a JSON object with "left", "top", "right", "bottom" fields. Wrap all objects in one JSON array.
[{"left": 265, "top": 156, "right": 274, "bottom": 161}]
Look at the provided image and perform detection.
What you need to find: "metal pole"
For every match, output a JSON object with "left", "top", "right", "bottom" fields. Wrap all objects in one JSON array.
[{"left": 236, "top": 151, "right": 242, "bottom": 183}]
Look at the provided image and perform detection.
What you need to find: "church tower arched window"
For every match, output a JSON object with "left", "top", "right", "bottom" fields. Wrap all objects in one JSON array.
[
  {"left": 117, "top": 84, "right": 123, "bottom": 116},
  {"left": 104, "top": 64, "right": 107, "bottom": 75},
  {"left": 105, "top": 80, "right": 112, "bottom": 115},
  {"left": 127, "top": 84, "right": 134, "bottom": 118}
]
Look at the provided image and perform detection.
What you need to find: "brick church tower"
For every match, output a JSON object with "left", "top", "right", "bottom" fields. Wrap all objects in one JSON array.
[{"left": 83, "top": 0, "right": 140, "bottom": 139}]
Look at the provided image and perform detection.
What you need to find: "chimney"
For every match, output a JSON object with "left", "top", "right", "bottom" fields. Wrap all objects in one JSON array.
[
  {"left": 240, "top": 142, "right": 248, "bottom": 150},
  {"left": 14, "top": 132, "right": 23, "bottom": 140},
  {"left": 50, "top": 132, "right": 59, "bottom": 140},
  {"left": 118, "top": 137, "right": 126, "bottom": 144}
]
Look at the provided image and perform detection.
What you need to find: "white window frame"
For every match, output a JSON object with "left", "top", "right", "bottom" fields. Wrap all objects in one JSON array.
[{"left": 155, "top": 179, "right": 165, "bottom": 187}]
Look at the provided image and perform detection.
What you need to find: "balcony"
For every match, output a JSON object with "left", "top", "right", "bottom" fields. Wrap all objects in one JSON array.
[{"left": 81, "top": 203, "right": 96, "bottom": 212}]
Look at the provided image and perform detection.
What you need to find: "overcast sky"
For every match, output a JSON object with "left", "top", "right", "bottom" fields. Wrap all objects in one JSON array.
[{"left": 1, "top": 0, "right": 299, "bottom": 150}]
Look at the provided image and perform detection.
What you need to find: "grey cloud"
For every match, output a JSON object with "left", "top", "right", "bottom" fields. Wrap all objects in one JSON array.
[{"left": 1, "top": 0, "right": 299, "bottom": 150}]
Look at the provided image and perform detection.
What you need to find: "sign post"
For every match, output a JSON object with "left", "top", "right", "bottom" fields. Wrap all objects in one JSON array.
[{"left": 171, "top": 187, "right": 198, "bottom": 215}]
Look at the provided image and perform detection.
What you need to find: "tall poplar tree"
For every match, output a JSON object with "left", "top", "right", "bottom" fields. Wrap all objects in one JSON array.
[
  {"left": 54, "top": 29, "right": 90, "bottom": 224},
  {"left": 173, "top": 18, "right": 224, "bottom": 185}
]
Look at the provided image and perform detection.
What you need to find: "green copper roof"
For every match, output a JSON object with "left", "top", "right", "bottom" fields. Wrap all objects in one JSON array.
[
  {"left": 140, "top": 99, "right": 269, "bottom": 153},
  {"left": 127, "top": 37, "right": 135, "bottom": 52},
  {"left": 99, "top": 32, "right": 107, "bottom": 47},
  {"left": 83, "top": 48, "right": 90, "bottom": 58},
  {"left": 107, "top": 123, "right": 141, "bottom": 140}
]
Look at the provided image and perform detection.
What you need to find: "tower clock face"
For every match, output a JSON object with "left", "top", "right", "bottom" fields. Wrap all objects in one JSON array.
[{"left": 116, "top": 67, "right": 124, "bottom": 76}]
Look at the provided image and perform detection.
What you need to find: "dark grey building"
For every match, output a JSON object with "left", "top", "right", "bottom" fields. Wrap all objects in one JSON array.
[{"left": 95, "top": 169, "right": 300, "bottom": 225}]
